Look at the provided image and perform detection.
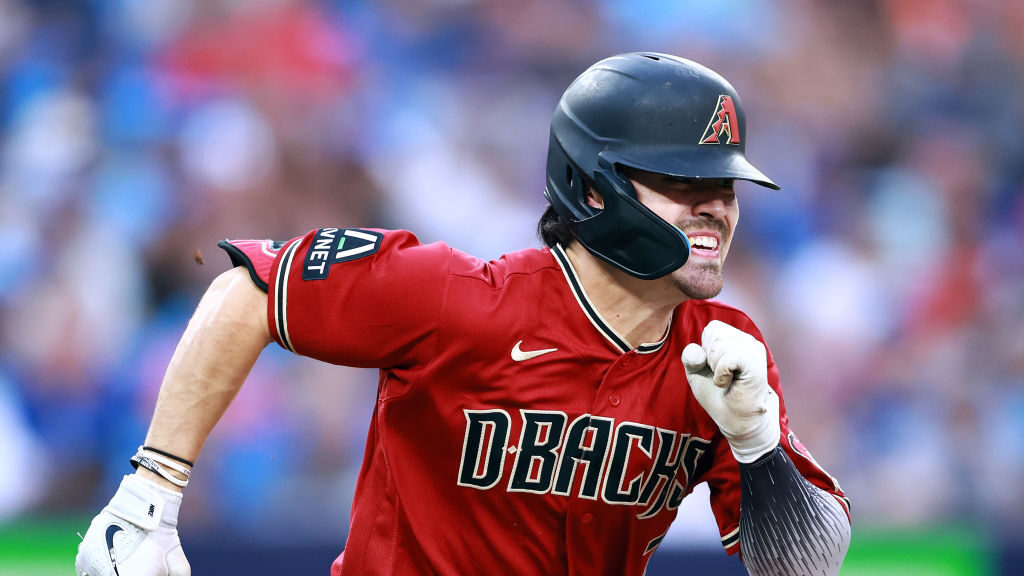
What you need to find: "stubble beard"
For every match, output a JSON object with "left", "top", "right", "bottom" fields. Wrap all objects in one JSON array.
[
  {"left": 671, "top": 260, "right": 724, "bottom": 300},
  {"left": 672, "top": 217, "right": 729, "bottom": 300}
]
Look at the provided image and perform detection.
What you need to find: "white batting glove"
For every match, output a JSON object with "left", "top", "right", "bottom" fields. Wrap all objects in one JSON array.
[
  {"left": 75, "top": 475, "right": 190, "bottom": 576},
  {"left": 682, "top": 320, "right": 780, "bottom": 464}
]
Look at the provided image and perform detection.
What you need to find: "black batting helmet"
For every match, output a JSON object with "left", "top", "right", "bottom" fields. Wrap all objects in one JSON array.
[{"left": 544, "top": 52, "right": 779, "bottom": 280}]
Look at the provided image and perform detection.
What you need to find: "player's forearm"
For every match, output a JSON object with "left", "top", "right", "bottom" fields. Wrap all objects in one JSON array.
[
  {"left": 738, "top": 446, "right": 850, "bottom": 576},
  {"left": 141, "top": 267, "right": 272, "bottom": 480}
]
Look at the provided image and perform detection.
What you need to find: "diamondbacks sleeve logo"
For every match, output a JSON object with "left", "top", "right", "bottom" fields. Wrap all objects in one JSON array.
[{"left": 699, "top": 95, "right": 741, "bottom": 145}]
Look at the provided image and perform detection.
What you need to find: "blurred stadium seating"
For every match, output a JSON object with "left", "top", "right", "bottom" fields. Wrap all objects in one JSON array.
[{"left": 1, "top": 1, "right": 1022, "bottom": 574}]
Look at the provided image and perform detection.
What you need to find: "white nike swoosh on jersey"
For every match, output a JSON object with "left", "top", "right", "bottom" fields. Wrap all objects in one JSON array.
[{"left": 511, "top": 340, "right": 558, "bottom": 362}]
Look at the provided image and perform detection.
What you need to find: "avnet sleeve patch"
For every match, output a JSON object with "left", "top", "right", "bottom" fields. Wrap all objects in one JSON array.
[{"left": 302, "top": 228, "right": 383, "bottom": 281}]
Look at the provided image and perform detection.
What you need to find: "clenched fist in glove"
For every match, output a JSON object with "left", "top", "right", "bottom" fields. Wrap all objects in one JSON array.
[
  {"left": 76, "top": 475, "right": 190, "bottom": 576},
  {"left": 683, "top": 320, "right": 780, "bottom": 464}
]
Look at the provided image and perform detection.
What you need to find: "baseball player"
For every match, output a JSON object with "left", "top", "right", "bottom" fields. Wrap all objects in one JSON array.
[{"left": 76, "top": 53, "right": 851, "bottom": 575}]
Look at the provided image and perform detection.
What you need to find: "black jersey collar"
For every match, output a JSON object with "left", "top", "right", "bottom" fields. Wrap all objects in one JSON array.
[{"left": 552, "top": 244, "right": 669, "bottom": 355}]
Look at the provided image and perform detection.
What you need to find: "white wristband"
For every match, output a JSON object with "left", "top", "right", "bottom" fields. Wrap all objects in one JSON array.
[{"left": 131, "top": 448, "right": 192, "bottom": 488}]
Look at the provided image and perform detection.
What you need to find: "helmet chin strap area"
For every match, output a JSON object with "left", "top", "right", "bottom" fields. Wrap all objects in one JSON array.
[{"left": 570, "top": 158, "right": 690, "bottom": 280}]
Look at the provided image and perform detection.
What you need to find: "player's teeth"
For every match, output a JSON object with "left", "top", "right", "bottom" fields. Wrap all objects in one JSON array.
[{"left": 687, "top": 236, "right": 718, "bottom": 249}]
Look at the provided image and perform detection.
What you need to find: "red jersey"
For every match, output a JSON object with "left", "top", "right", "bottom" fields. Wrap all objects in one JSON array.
[{"left": 219, "top": 228, "right": 849, "bottom": 576}]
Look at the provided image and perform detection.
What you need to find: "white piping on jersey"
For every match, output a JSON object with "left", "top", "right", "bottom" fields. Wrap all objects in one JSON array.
[
  {"left": 551, "top": 244, "right": 669, "bottom": 355},
  {"left": 721, "top": 526, "right": 740, "bottom": 549},
  {"left": 260, "top": 240, "right": 278, "bottom": 259},
  {"left": 274, "top": 240, "right": 300, "bottom": 353}
]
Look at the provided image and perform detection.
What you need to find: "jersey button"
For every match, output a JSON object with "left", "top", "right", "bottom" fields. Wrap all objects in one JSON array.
[
  {"left": 608, "top": 393, "right": 621, "bottom": 407},
  {"left": 581, "top": 513, "right": 594, "bottom": 524}
]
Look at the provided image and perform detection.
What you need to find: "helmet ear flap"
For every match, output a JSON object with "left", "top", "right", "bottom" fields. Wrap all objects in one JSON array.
[{"left": 572, "top": 162, "right": 691, "bottom": 280}]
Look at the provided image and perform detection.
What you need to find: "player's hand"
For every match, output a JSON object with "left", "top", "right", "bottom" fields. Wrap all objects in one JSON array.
[
  {"left": 682, "top": 320, "right": 780, "bottom": 464},
  {"left": 75, "top": 474, "right": 190, "bottom": 576}
]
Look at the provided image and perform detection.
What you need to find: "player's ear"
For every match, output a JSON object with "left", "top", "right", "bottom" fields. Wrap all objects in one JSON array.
[{"left": 585, "top": 186, "right": 605, "bottom": 210}]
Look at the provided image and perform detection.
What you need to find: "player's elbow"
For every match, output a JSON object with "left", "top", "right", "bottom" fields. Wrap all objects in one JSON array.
[
  {"left": 738, "top": 449, "right": 852, "bottom": 575},
  {"left": 833, "top": 510, "right": 852, "bottom": 566}
]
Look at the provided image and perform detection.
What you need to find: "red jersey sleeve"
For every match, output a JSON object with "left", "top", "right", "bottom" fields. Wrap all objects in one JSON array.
[
  {"left": 220, "top": 228, "right": 452, "bottom": 369},
  {"left": 698, "top": 315, "right": 850, "bottom": 556}
]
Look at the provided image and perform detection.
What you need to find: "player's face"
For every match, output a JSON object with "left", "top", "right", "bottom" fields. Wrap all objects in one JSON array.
[{"left": 627, "top": 170, "right": 738, "bottom": 300}]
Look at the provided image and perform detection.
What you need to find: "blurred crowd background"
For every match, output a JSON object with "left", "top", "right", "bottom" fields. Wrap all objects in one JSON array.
[{"left": 1, "top": 0, "right": 1023, "bottom": 573}]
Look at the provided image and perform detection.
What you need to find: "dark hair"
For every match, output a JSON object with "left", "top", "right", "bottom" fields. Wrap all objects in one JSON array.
[{"left": 537, "top": 205, "right": 575, "bottom": 248}]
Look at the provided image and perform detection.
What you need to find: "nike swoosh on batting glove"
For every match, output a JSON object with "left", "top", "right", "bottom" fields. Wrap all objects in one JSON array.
[{"left": 76, "top": 474, "right": 191, "bottom": 576}]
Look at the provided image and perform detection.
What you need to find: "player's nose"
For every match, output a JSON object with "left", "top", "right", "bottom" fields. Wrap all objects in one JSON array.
[{"left": 692, "top": 193, "right": 729, "bottom": 220}]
